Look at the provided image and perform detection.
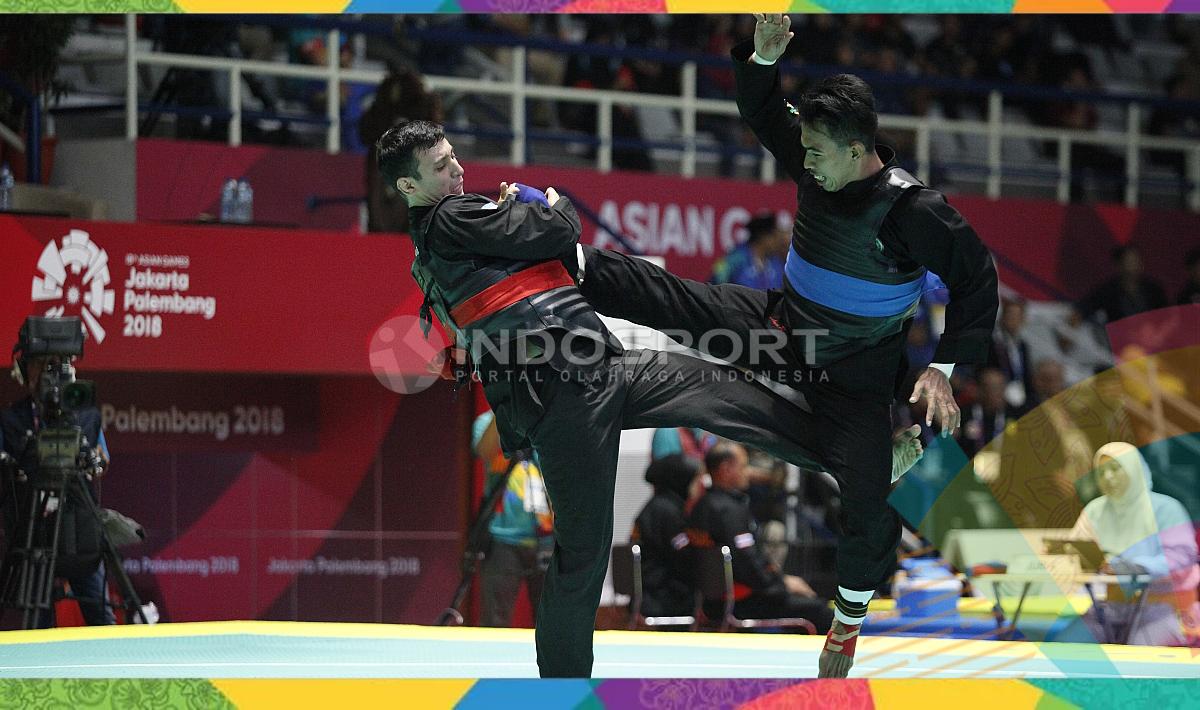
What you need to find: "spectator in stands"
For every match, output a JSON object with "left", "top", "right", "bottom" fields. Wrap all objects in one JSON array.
[
  {"left": 1059, "top": 16, "right": 1128, "bottom": 56},
  {"left": 957, "top": 366, "right": 1025, "bottom": 459},
  {"left": 1042, "top": 56, "right": 1126, "bottom": 203},
  {"left": 611, "top": 63, "right": 656, "bottom": 173},
  {"left": 1029, "top": 357, "right": 1067, "bottom": 409},
  {"left": 1079, "top": 246, "right": 1169, "bottom": 325},
  {"left": 986, "top": 296, "right": 1036, "bottom": 409},
  {"left": 687, "top": 441, "right": 833, "bottom": 633},
  {"left": 709, "top": 213, "right": 789, "bottom": 289},
  {"left": 472, "top": 410, "right": 554, "bottom": 628},
  {"left": 651, "top": 427, "right": 716, "bottom": 464},
  {"left": 284, "top": 25, "right": 353, "bottom": 114},
  {"left": 1049, "top": 306, "right": 1114, "bottom": 387},
  {"left": 1147, "top": 73, "right": 1200, "bottom": 187},
  {"left": 652, "top": 426, "right": 787, "bottom": 556},
  {"left": 861, "top": 15, "right": 917, "bottom": 62},
  {"left": 869, "top": 46, "right": 912, "bottom": 117},
  {"left": 630, "top": 455, "right": 703, "bottom": 619},
  {"left": 357, "top": 66, "right": 443, "bottom": 233},
  {"left": 918, "top": 16, "right": 981, "bottom": 120},
  {"left": 1056, "top": 442, "right": 1200, "bottom": 646},
  {"left": 409, "top": 16, "right": 472, "bottom": 76},
  {"left": 794, "top": 15, "right": 843, "bottom": 66},
  {"left": 1177, "top": 248, "right": 1200, "bottom": 306},
  {"left": 359, "top": 16, "right": 420, "bottom": 78},
  {"left": 559, "top": 20, "right": 617, "bottom": 156},
  {"left": 697, "top": 15, "right": 755, "bottom": 176},
  {"left": 144, "top": 17, "right": 239, "bottom": 141}
]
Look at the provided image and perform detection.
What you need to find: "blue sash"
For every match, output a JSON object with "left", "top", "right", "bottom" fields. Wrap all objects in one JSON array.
[{"left": 785, "top": 247, "right": 925, "bottom": 318}]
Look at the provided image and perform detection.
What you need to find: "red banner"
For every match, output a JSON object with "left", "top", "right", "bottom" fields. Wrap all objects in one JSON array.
[
  {"left": 133, "top": 138, "right": 1200, "bottom": 300},
  {"left": 0, "top": 215, "right": 422, "bottom": 375},
  {"left": 94, "top": 373, "right": 318, "bottom": 452},
  {"left": 91, "top": 378, "right": 471, "bottom": 625}
]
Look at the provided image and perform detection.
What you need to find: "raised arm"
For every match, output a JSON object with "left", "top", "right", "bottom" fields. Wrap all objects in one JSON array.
[{"left": 732, "top": 14, "right": 807, "bottom": 183}]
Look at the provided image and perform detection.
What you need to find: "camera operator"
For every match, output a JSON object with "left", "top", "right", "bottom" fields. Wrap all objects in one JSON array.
[{"left": 1, "top": 331, "right": 114, "bottom": 627}]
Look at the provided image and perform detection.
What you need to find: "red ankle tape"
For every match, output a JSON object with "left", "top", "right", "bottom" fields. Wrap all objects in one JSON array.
[{"left": 823, "top": 623, "right": 861, "bottom": 658}]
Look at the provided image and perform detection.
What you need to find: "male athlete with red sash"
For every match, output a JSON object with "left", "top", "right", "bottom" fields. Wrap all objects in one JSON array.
[{"left": 377, "top": 120, "right": 924, "bottom": 678}]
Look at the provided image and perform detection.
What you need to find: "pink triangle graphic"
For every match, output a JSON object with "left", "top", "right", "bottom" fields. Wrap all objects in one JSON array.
[
  {"left": 560, "top": 0, "right": 665, "bottom": 10},
  {"left": 1105, "top": 0, "right": 1172, "bottom": 10}
]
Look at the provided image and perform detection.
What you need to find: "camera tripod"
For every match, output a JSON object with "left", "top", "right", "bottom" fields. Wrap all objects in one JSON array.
[
  {"left": 1, "top": 456, "right": 147, "bottom": 629},
  {"left": 435, "top": 451, "right": 527, "bottom": 626}
]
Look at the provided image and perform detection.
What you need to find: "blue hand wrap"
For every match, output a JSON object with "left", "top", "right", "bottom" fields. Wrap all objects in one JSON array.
[{"left": 513, "top": 183, "right": 550, "bottom": 207}]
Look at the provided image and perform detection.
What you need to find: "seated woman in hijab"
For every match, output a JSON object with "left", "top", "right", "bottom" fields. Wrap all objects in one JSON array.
[
  {"left": 1055, "top": 442, "right": 1200, "bottom": 646},
  {"left": 630, "top": 455, "right": 703, "bottom": 620}
]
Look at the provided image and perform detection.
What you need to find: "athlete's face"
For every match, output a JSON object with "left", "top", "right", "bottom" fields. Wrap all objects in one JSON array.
[
  {"left": 399, "top": 138, "right": 464, "bottom": 206},
  {"left": 801, "top": 123, "right": 862, "bottom": 193}
]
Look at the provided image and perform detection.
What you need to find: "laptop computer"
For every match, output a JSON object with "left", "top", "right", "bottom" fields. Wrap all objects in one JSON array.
[{"left": 1043, "top": 538, "right": 1107, "bottom": 573}]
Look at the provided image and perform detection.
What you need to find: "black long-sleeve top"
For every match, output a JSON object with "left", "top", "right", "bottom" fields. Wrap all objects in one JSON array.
[
  {"left": 687, "top": 487, "right": 785, "bottom": 600},
  {"left": 631, "top": 490, "right": 695, "bottom": 617},
  {"left": 732, "top": 39, "right": 998, "bottom": 372}
]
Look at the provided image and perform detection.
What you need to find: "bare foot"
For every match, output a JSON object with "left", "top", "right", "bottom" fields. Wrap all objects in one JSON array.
[{"left": 891, "top": 424, "right": 924, "bottom": 484}]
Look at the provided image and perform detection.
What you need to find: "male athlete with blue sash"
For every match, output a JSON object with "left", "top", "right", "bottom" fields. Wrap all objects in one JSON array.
[{"left": 576, "top": 14, "right": 999, "bottom": 677}]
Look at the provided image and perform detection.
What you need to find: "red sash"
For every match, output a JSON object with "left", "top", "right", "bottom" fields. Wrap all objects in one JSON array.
[{"left": 450, "top": 261, "right": 575, "bottom": 327}]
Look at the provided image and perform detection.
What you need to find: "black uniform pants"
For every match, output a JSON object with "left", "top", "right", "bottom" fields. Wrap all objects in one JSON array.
[
  {"left": 491, "top": 347, "right": 832, "bottom": 677},
  {"left": 577, "top": 248, "right": 902, "bottom": 603}
]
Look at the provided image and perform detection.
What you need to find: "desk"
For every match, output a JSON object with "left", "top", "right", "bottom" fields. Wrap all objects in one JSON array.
[
  {"left": 975, "top": 572, "right": 1152, "bottom": 644},
  {"left": 942, "top": 529, "right": 1075, "bottom": 593}
]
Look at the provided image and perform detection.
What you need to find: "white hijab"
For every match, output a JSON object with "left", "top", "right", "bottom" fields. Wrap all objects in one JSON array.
[{"left": 1072, "top": 442, "right": 1159, "bottom": 556}]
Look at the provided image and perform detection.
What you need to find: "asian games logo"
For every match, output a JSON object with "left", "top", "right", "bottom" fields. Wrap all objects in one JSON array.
[{"left": 30, "top": 229, "right": 116, "bottom": 343}]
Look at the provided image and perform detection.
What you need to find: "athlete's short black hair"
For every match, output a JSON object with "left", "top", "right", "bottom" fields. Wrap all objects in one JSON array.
[
  {"left": 798, "top": 74, "right": 878, "bottom": 152},
  {"left": 376, "top": 120, "right": 444, "bottom": 188}
]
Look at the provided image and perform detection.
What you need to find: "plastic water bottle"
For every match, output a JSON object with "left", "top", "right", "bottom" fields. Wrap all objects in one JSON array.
[
  {"left": 219, "top": 177, "right": 238, "bottom": 223},
  {"left": 235, "top": 177, "right": 253, "bottom": 224},
  {"left": 0, "top": 163, "right": 14, "bottom": 211}
]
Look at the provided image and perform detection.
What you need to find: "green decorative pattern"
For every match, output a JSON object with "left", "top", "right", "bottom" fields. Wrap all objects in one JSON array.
[
  {"left": 0, "top": 680, "right": 232, "bottom": 710},
  {"left": 1, "top": 679, "right": 1200, "bottom": 708},
  {"left": 0, "top": 0, "right": 180, "bottom": 11}
]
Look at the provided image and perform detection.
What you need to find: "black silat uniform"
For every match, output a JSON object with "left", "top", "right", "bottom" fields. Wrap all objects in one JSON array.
[
  {"left": 577, "top": 40, "right": 998, "bottom": 615},
  {"left": 687, "top": 487, "right": 833, "bottom": 632},
  {"left": 630, "top": 489, "right": 693, "bottom": 618},
  {"left": 410, "top": 192, "right": 840, "bottom": 677}
]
